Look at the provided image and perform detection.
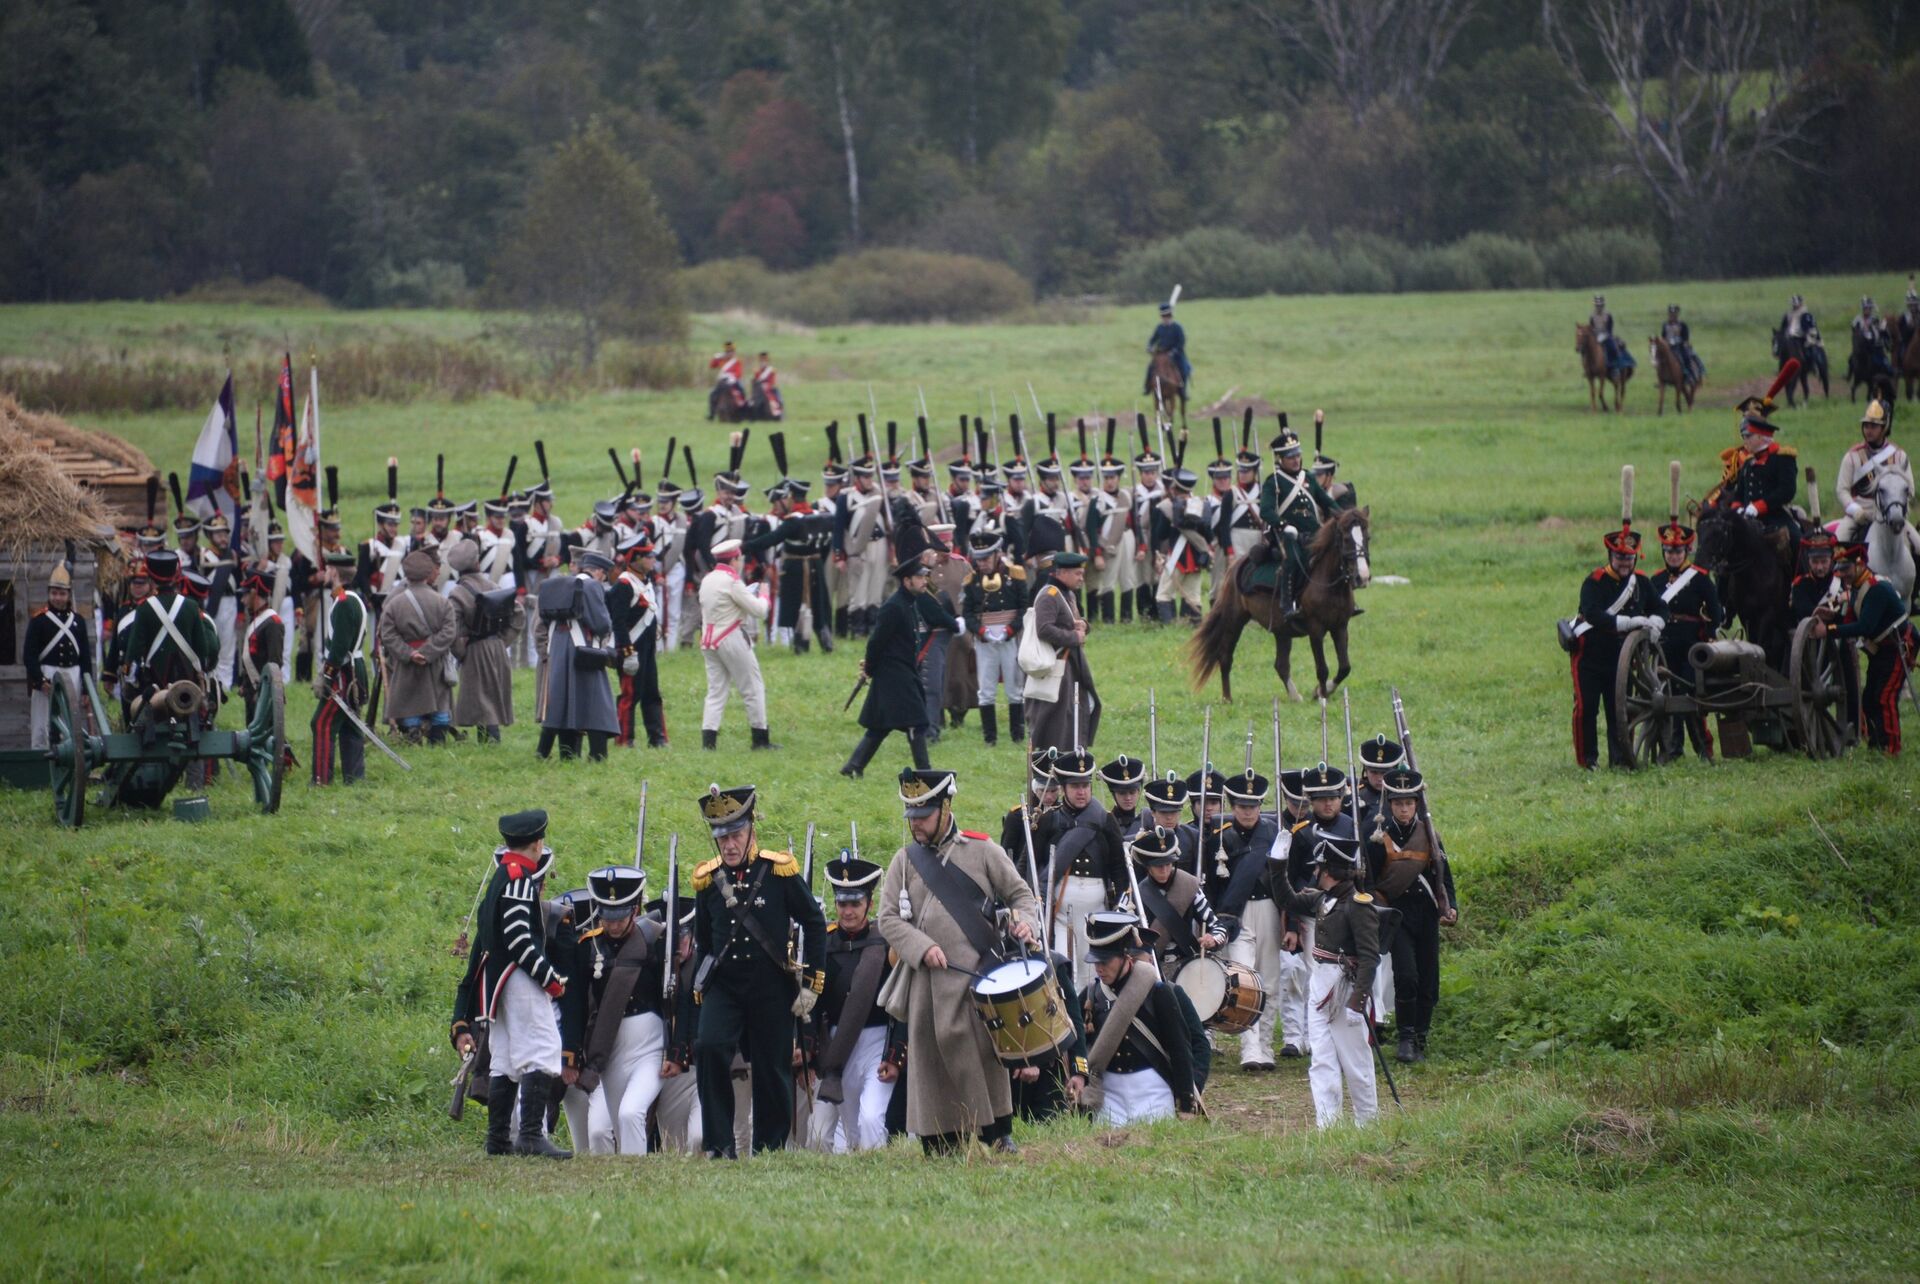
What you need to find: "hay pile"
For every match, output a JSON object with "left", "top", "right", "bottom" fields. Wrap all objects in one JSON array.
[{"left": 0, "top": 395, "right": 121, "bottom": 564}]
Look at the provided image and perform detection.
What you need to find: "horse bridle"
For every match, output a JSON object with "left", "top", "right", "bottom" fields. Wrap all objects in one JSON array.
[{"left": 1306, "top": 517, "right": 1365, "bottom": 593}]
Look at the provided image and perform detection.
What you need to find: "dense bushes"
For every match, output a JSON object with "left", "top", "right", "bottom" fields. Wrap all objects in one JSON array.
[
  {"left": 680, "top": 249, "right": 1032, "bottom": 326},
  {"left": 1112, "top": 226, "right": 1649, "bottom": 300}
]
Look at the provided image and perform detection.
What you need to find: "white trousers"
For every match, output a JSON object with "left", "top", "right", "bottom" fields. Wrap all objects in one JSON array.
[
  {"left": 491, "top": 969, "right": 564, "bottom": 1081},
  {"left": 519, "top": 573, "right": 546, "bottom": 667},
  {"left": 1238, "top": 897, "right": 1285, "bottom": 1064},
  {"left": 1279, "top": 919, "right": 1313, "bottom": 1053},
  {"left": 213, "top": 597, "right": 237, "bottom": 687},
  {"left": 29, "top": 665, "right": 83, "bottom": 749},
  {"left": 974, "top": 635, "right": 1021, "bottom": 706},
  {"left": 664, "top": 564, "right": 688, "bottom": 651},
  {"left": 808, "top": 1025, "right": 894, "bottom": 1153},
  {"left": 653, "top": 1067, "right": 703, "bottom": 1154},
  {"left": 579, "top": 1012, "right": 667, "bottom": 1155},
  {"left": 1098, "top": 1068, "right": 1175, "bottom": 1125},
  {"left": 1307, "top": 961, "right": 1377, "bottom": 1128},
  {"left": 1057, "top": 875, "right": 1111, "bottom": 993},
  {"left": 1156, "top": 562, "right": 1204, "bottom": 613},
  {"left": 278, "top": 597, "right": 296, "bottom": 671},
  {"left": 1372, "top": 953, "right": 1396, "bottom": 1025},
  {"left": 853, "top": 551, "right": 888, "bottom": 610},
  {"left": 701, "top": 631, "right": 767, "bottom": 731}
]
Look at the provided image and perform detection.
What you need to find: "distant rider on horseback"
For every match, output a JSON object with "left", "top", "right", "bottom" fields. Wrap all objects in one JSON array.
[
  {"left": 1899, "top": 278, "right": 1920, "bottom": 353},
  {"left": 752, "top": 351, "right": 784, "bottom": 420},
  {"left": 1258, "top": 422, "right": 1336, "bottom": 624},
  {"left": 1834, "top": 398, "right": 1920, "bottom": 558},
  {"left": 1780, "top": 294, "right": 1816, "bottom": 343},
  {"left": 1589, "top": 295, "right": 1634, "bottom": 374},
  {"left": 1144, "top": 300, "right": 1190, "bottom": 396},
  {"left": 1854, "top": 297, "right": 1896, "bottom": 383},
  {"left": 1662, "top": 305, "right": 1704, "bottom": 384},
  {"left": 707, "top": 340, "right": 744, "bottom": 420}
]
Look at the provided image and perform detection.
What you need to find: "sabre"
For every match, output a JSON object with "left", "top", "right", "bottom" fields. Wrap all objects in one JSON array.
[
  {"left": 842, "top": 671, "right": 869, "bottom": 713},
  {"left": 327, "top": 690, "right": 412, "bottom": 770},
  {"left": 1342, "top": 688, "right": 1360, "bottom": 825},
  {"left": 1245, "top": 721, "right": 1255, "bottom": 774}
]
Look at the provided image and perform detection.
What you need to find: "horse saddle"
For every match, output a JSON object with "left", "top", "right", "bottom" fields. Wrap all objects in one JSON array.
[{"left": 1235, "top": 545, "right": 1282, "bottom": 597}]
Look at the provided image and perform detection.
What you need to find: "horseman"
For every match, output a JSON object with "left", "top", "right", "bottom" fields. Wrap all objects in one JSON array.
[
  {"left": 1899, "top": 278, "right": 1920, "bottom": 352},
  {"left": 1835, "top": 399, "right": 1917, "bottom": 545},
  {"left": 1144, "top": 300, "right": 1190, "bottom": 397},
  {"left": 1715, "top": 400, "right": 1800, "bottom": 547},
  {"left": 752, "top": 351, "right": 784, "bottom": 420},
  {"left": 1661, "top": 304, "right": 1704, "bottom": 384},
  {"left": 1854, "top": 297, "right": 1895, "bottom": 380},
  {"left": 707, "top": 341, "right": 745, "bottom": 420},
  {"left": 1588, "top": 294, "right": 1634, "bottom": 374},
  {"left": 1258, "top": 423, "right": 1336, "bottom": 624},
  {"left": 1780, "top": 293, "right": 1816, "bottom": 343}
]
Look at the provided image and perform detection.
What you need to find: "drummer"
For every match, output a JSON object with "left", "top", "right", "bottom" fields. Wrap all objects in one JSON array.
[
  {"left": 1078, "top": 912, "right": 1197, "bottom": 1125},
  {"left": 1118, "top": 825, "right": 1225, "bottom": 968},
  {"left": 876, "top": 767, "right": 1042, "bottom": 1156}
]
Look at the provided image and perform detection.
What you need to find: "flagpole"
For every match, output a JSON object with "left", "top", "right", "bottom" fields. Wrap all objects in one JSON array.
[{"left": 311, "top": 354, "right": 328, "bottom": 675}]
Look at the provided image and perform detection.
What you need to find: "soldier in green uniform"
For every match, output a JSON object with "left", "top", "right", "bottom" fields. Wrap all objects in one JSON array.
[
  {"left": 117, "top": 548, "right": 219, "bottom": 697},
  {"left": 691, "top": 784, "right": 827, "bottom": 1157},
  {"left": 450, "top": 808, "right": 573, "bottom": 1159},
  {"left": 311, "top": 550, "right": 371, "bottom": 786},
  {"left": 1258, "top": 420, "right": 1336, "bottom": 621}
]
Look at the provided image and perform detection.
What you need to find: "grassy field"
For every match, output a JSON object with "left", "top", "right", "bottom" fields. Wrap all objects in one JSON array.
[{"left": 3, "top": 277, "right": 1917, "bottom": 1281}]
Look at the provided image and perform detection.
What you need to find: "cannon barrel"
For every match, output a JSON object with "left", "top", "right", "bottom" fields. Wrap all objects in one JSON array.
[
  {"left": 158, "top": 679, "right": 206, "bottom": 719},
  {"left": 1689, "top": 639, "right": 1767, "bottom": 674}
]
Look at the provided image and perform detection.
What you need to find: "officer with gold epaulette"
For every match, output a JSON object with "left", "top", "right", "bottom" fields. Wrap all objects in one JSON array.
[{"left": 690, "top": 784, "right": 827, "bottom": 1157}]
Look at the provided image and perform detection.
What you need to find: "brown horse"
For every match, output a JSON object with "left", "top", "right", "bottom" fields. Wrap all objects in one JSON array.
[
  {"left": 1187, "top": 506, "right": 1371, "bottom": 702},
  {"left": 1150, "top": 349, "right": 1188, "bottom": 429},
  {"left": 1577, "top": 323, "right": 1630, "bottom": 413},
  {"left": 1901, "top": 325, "right": 1920, "bottom": 401},
  {"left": 1650, "top": 335, "right": 1697, "bottom": 414}
]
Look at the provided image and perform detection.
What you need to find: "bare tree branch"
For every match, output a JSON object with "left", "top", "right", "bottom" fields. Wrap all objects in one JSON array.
[
  {"left": 1541, "top": 0, "right": 1839, "bottom": 256},
  {"left": 1240, "top": 0, "right": 1479, "bottom": 121}
]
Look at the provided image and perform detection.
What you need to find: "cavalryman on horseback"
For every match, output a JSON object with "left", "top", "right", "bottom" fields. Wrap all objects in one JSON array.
[
  {"left": 1588, "top": 294, "right": 1634, "bottom": 373},
  {"left": 1834, "top": 399, "right": 1920, "bottom": 559},
  {"left": 1144, "top": 299, "right": 1190, "bottom": 395},
  {"left": 1715, "top": 399, "right": 1800, "bottom": 542},
  {"left": 1257, "top": 420, "right": 1336, "bottom": 623},
  {"left": 1662, "top": 305, "right": 1704, "bottom": 385}
]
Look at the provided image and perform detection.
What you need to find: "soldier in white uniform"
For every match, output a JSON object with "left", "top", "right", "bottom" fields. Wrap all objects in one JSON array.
[
  {"left": 696, "top": 539, "right": 776, "bottom": 751},
  {"left": 1834, "top": 399, "right": 1920, "bottom": 556}
]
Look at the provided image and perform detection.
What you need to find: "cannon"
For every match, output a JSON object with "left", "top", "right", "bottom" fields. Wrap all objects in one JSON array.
[
  {"left": 1610, "top": 618, "right": 1854, "bottom": 766},
  {"left": 45, "top": 666, "right": 287, "bottom": 828}
]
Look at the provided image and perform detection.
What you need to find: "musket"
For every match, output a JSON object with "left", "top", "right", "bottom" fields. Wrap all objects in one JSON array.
[
  {"left": 1272, "top": 695, "right": 1285, "bottom": 818},
  {"left": 1196, "top": 706, "right": 1212, "bottom": 878},
  {"left": 1392, "top": 687, "right": 1454, "bottom": 916},
  {"left": 448, "top": 1018, "right": 489, "bottom": 1120},
  {"left": 662, "top": 835, "right": 681, "bottom": 1002},
  {"left": 1342, "top": 688, "right": 1359, "bottom": 826},
  {"left": 1148, "top": 687, "right": 1158, "bottom": 776},
  {"left": 1244, "top": 722, "right": 1255, "bottom": 774},
  {"left": 1020, "top": 800, "right": 1050, "bottom": 956},
  {"left": 327, "top": 690, "right": 412, "bottom": 770},
  {"left": 1319, "top": 695, "right": 1329, "bottom": 764},
  {"left": 796, "top": 822, "right": 817, "bottom": 978}
]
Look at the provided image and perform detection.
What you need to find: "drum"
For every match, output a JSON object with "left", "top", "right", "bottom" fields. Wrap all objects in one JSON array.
[
  {"left": 1172, "top": 956, "right": 1267, "bottom": 1035},
  {"left": 970, "top": 957, "right": 1075, "bottom": 1066}
]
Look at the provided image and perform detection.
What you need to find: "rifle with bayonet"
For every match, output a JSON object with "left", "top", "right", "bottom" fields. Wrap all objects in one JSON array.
[{"left": 1391, "top": 687, "right": 1454, "bottom": 918}]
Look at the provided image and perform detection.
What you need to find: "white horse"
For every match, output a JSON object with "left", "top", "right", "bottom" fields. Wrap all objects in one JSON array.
[{"left": 1868, "top": 471, "right": 1916, "bottom": 603}]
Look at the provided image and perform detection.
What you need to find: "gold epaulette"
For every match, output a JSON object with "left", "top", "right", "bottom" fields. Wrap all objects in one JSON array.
[
  {"left": 826, "top": 922, "right": 839, "bottom": 934},
  {"left": 1776, "top": 444, "right": 1799, "bottom": 459},
  {"left": 1352, "top": 891, "right": 1373, "bottom": 904},
  {"left": 759, "top": 849, "right": 800, "bottom": 876},
  {"left": 1290, "top": 819, "right": 1311, "bottom": 835},
  {"left": 1009, "top": 564, "right": 1027, "bottom": 581},
  {"left": 692, "top": 855, "right": 722, "bottom": 892}
]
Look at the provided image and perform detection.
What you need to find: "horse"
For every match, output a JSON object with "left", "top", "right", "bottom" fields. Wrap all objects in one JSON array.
[
  {"left": 1899, "top": 325, "right": 1920, "bottom": 402},
  {"left": 1650, "top": 335, "right": 1697, "bottom": 414},
  {"left": 1866, "top": 470, "right": 1916, "bottom": 603},
  {"left": 1847, "top": 329, "right": 1897, "bottom": 405},
  {"left": 1187, "top": 506, "right": 1371, "bottom": 702},
  {"left": 1772, "top": 327, "right": 1830, "bottom": 405},
  {"left": 1577, "top": 323, "right": 1630, "bottom": 412},
  {"left": 1150, "top": 349, "right": 1187, "bottom": 430},
  {"left": 712, "top": 379, "right": 782, "bottom": 423},
  {"left": 1694, "top": 504, "right": 1793, "bottom": 672}
]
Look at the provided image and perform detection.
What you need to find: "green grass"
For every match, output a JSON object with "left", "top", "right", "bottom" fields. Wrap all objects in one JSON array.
[{"left": 2, "top": 275, "right": 1917, "bottom": 1280}]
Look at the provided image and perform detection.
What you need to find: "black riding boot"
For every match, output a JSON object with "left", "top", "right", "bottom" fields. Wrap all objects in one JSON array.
[
  {"left": 429, "top": 723, "right": 448, "bottom": 746},
  {"left": 536, "top": 728, "right": 558, "bottom": 759},
  {"left": 980, "top": 705, "right": 998, "bottom": 746},
  {"left": 485, "top": 1074, "right": 516, "bottom": 1156},
  {"left": 1157, "top": 600, "right": 1175, "bottom": 624},
  {"left": 558, "top": 730, "right": 582, "bottom": 759},
  {"left": 514, "top": 1074, "right": 571, "bottom": 1159},
  {"left": 792, "top": 636, "right": 808, "bottom": 655},
  {"left": 587, "top": 731, "right": 610, "bottom": 761},
  {"left": 751, "top": 726, "right": 779, "bottom": 751},
  {"left": 1119, "top": 590, "right": 1133, "bottom": 623},
  {"left": 841, "top": 732, "right": 881, "bottom": 777},
  {"left": 1100, "top": 591, "right": 1115, "bottom": 624},
  {"left": 909, "top": 729, "right": 931, "bottom": 770},
  {"left": 1008, "top": 702, "right": 1026, "bottom": 744},
  {"left": 701, "top": 729, "right": 718, "bottom": 751},
  {"left": 818, "top": 626, "right": 834, "bottom": 654},
  {"left": 834, "top": 606, "right": 848, "bottom": 638},
  {"left": 1396, "top": 1031, "right": 1418, "bottom": 1064}
]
